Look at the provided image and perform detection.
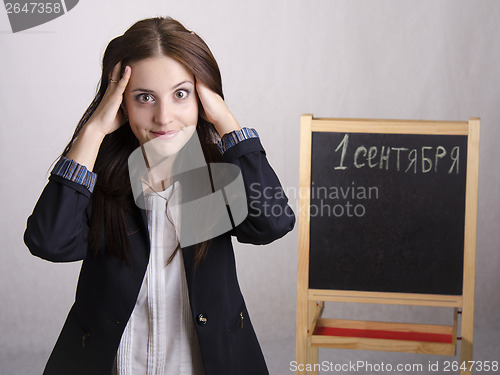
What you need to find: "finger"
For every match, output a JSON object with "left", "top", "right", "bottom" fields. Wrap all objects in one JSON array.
[
  {"left": 109, "top": 61, "right": 122, "bottom": 83},
  {"left": 195, "top": 80, "right": 216, "bottom": 111},
  {"left": 103, "top": 65, "right": 130, "bottom": 113},
  {"left": 195, "top": 80, "right": 209, "bottom": 121},
  {"left": 195, "top": 80, "right": 210, "bottom": 98},
  {"left": 115, "top": 66, "right": 131, "bottom": 94}
]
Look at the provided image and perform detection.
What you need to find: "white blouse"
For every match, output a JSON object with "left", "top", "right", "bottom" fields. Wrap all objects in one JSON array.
[{"left": 114, "top": 186, "right": 205, "bottom": 375}]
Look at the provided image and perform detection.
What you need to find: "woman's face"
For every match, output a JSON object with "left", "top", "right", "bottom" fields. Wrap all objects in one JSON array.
[{"left": 123, "top": 55, "right": 198, "bottom": 158}]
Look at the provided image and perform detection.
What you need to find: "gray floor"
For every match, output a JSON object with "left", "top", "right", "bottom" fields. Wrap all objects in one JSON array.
[{"left": 2, "top": 327, "right": 498, "bottom": 375}]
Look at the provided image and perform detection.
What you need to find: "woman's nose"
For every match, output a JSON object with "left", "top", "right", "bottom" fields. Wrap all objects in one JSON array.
[{"left": 154, "top": 101, "right": 174, "bottom": 125}]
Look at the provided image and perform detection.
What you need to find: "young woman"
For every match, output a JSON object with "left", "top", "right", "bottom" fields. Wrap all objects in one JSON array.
[{"left": 24, "top": 17, "right": 294, "bottom": 375}]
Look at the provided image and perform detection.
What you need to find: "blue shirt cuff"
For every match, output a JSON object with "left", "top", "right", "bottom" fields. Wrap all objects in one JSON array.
[
  {"left": 51, "top": 156, "right": 97, "bottom": 193},
  {"left": 218, "top": 127, "right": 259, "bottom": 154}
]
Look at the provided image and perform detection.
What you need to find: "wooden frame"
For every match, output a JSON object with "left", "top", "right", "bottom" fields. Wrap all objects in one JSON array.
[{"left": 296, "top": 115, "right": 480, "bottom": 375}]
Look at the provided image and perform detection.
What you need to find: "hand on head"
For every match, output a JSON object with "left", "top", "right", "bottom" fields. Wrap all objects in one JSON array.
[
  {"left": 196, "top": 80, "right": 241, "bottom": 137},
  {"left": 87, "top": 62, "right": 131, "bottom": 136}
]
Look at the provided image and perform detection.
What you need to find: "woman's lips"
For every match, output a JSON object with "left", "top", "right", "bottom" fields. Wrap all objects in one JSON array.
[{"left": 151, "top": 130, "right": 180, "bottom": 139}]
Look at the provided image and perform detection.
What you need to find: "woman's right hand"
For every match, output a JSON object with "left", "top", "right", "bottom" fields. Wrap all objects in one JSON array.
[
  {"left": 66, "top": 62, "right": 131, "bottom": 171},
  {"left": 86, "top": 62, "right": 131, "bottom": 136}
]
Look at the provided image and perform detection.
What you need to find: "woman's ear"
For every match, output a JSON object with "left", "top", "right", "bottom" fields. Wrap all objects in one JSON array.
[
  {"left": 121, "top": 103, "right": 129, "bottom": 121},
  {"left": 121, "top": 102, "right": 128, "bottom": 115}
]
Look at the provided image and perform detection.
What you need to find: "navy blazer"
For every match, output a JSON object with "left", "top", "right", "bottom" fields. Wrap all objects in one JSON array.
[{"left": 24, "top": 138, "right": 295, "bottom": 375}]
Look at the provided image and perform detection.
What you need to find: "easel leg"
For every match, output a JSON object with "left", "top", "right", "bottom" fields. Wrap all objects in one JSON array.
[
  {"left": 460, "top": 307, "right": 474, "bottom": 375},
  {"left": 460, "top": 325, "right": 473, "bottom": 374},
  {"left": 460, "top": 274, "right": 474, "bottom": 375},
  {"left": 307, "top": 340, "right": 319, "bottom": 375},
  {"left": 296, "top": 299, "right": 308, "bottom": 375},
  {"left": 296, "top": 334, "right": 308, "bottom": 375},
  {"left": 306, "top": 300, "right": 322, "bottom": 374}
]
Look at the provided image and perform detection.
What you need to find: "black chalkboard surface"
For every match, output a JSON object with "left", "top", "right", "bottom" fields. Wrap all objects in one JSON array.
[{"left": 308, "top": 132, "right": 468, "bottom": 295}]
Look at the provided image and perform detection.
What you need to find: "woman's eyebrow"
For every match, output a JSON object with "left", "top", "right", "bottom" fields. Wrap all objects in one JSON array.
[
  {"left": 131, "top": 88, "right": 154, "bottom": 93},
  {"left": 130, "top": 80, "right": 194, "bottom": 93},
  {"left": 171, "top": 80, "right": 194, "bottom": 90}
]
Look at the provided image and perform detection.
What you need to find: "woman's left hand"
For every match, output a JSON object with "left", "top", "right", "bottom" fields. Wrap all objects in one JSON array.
[{"left": 196, "top": 81, "right": 241, "bottom": 137}]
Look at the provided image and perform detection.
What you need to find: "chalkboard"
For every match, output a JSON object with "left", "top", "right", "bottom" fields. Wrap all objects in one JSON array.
[
  {"left": 308, "top": 132, "right": 468, "bottom": 295},
  {"left": 297, "top": 116, "right": 480, "bottom": 369}
]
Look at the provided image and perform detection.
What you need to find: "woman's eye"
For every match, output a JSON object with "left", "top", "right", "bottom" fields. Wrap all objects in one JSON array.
[
  {"left": 136, "top": 93, "right": 154, "bottom": 103},
  {"left": 174, "top": 89, "right": 189, "bottom": 100}
]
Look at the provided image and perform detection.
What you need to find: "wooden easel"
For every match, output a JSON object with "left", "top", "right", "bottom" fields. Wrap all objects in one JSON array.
[{"left": 296, "top": 115, "right": 480, "bottom": 375}]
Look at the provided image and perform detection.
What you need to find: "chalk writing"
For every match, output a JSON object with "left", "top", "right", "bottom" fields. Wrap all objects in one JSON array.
[{"left": 333, "top": 134, "right": 460, "bottom": 174}]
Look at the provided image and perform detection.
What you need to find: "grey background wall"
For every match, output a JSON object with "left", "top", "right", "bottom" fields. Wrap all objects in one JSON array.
[{"left": 1, "top": 1, "right": 499, "bottom": 374}]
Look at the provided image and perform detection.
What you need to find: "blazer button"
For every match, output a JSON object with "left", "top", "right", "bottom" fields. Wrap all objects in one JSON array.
[{"left": 197, "top": 313, "right": 208, "bottom": 326}]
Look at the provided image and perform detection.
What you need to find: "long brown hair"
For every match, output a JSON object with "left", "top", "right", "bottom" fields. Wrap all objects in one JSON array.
[{"left": 62, "top": 17, "right": 224, "bottom": 265}]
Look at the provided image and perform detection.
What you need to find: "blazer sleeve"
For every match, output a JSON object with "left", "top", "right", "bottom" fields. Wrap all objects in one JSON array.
[
  {"left": 222, "top": 137, "right": 295, "bottom": 245},
  {"left": 24, "top": 174, "right": 92, "bottom": 262}
]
